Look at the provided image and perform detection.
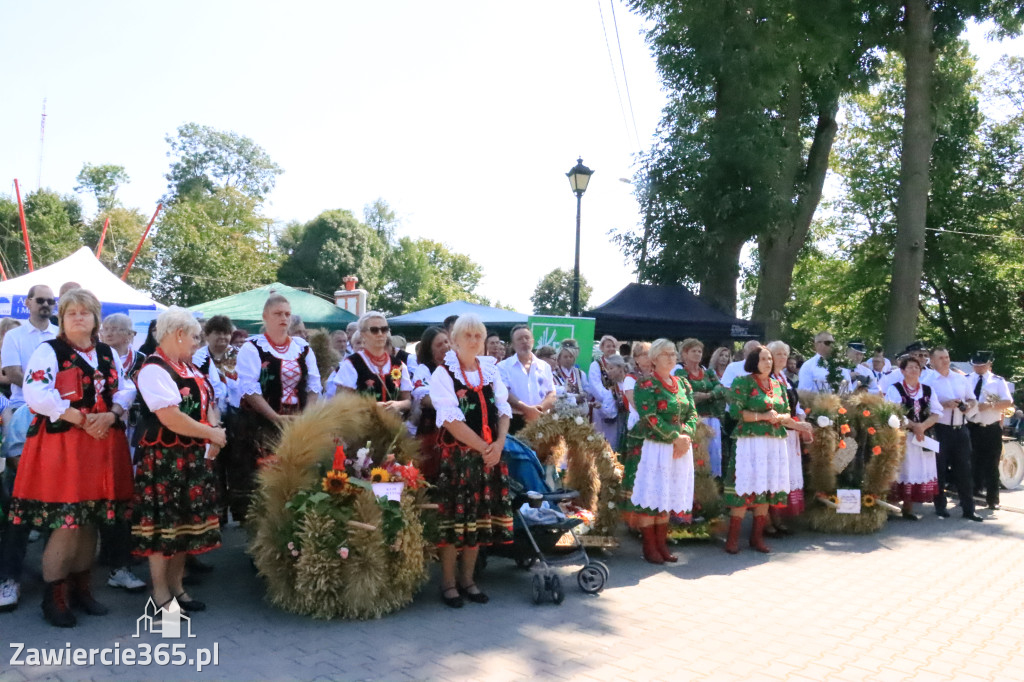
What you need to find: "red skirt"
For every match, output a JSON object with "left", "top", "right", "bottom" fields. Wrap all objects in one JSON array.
[
  {"left": 9, "top": 425, "right": 133, "bottom": 529},
  {"left": 889, "top": 480, "right": 938, "bottom": 504}
]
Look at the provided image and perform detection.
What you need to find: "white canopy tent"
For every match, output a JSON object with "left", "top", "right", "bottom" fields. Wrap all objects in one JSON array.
[{"left": 0, "top": 247, "right": 164, "bottom": 319}]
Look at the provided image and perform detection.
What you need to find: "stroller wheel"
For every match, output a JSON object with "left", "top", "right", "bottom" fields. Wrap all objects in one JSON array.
[
  {"left": 532, "top": 574, "right": 544, "bottom": 604},
  {"left": 589, "top": 560, "right": 610, "bottom": 582},
  {"left": 577, "top": 566, "right": 606, "bottom": 594},
  {"left": 549, "top": 573, "right": 565, "bottom": 605},
  {"left": 515, "top": 556, "right": 537, "bottom": 570}
]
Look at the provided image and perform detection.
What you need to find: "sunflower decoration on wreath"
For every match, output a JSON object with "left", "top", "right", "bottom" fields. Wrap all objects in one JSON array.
[
  {"left": 799, "top": 390, "right": 906, "bottom": 534},
  {"left": 248, "top": 393, "right": 433, "bottom": 620},
  {"left": 517, "top": 410, "right": 623, "bottom": 545}
]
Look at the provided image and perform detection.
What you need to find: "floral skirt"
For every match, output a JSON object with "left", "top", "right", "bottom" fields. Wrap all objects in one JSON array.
[
  {"left": 786, "top": 430, "right": 805, "bottom": 515},
  {"left": 131, "top": 443, "right": 221, "bottom": 557},
  {"left": 433, "top": 444, "right": 513, "bottom": 549},
  {"left": 8, "top": 426, "right": 133, "bottom": 529},
  {"left": 722, "top": 436, "right": 790, "bottom": 508},
  {"left": 618, "top": 431, "right": 645, "bottom": 515}
]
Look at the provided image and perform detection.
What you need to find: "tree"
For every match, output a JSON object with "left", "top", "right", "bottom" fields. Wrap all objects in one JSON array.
[
  {"left": 164, "top": 123, "right": 283, "bottom": 202},
  {"left": 277, "top": 210, "right": 389, "bottom": 303},
  {"left": 377, "top": 237, "right": 485, "bottom": 315},
  {"left": 81, "top": 207, "right": 154, "bottom": 291},
  {"left": 531, "top": 268, "right": 592, "bottom": 316},
  {"left": 364, "top": 198, "right": 399, "bottom": 244},
  {"left": 0, "top": 189, "right": 84, "bottom": 275},
  {"left": 620, "top": 0, "right": 882, "bottom": 330},
  {"left": 149, "top": 187, "right": 278, "bottom": 306},
  {"left": 74, "top": 163, "right": 130, "bottom": 212}
]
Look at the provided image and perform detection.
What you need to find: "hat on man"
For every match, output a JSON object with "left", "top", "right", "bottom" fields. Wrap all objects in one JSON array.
[
  {"left": 970, "top": 350, "right": 994, "bottom": 365},
  {"left": 847, "top": 340, "right": 867, "bottom": 354},
  {"left": 903, "top": 341, "right": 927, "bottom": 355}
]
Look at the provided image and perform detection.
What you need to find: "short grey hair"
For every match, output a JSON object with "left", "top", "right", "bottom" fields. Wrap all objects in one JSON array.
[
  {"left": 450, "top": 313, "right": 486, "bottom": 348},
  {"left": 101, "top": 312, "right": 133, "bottom": 332},
  {"left": 649, "top": 338, "right": 677, "bottom": 362},
  {"left": 767, "top": 340, "right": 790, "bottom": 355},
  {"left": 155, "top": 306, "right": 201, "bottom": 343},
  {"left": 358, "top": 310, "right": 387, "bottom": 331},
  {"left": 605, "top": 354, "right": 627, "bottom": 369},
  {"left": 288, "top": 315, "right": 305, "bottom": 332}
]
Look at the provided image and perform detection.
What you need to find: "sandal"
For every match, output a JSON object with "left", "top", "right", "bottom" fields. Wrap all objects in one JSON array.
[{"left": 458, "top": 583, "right": 489, "bottom": 604}]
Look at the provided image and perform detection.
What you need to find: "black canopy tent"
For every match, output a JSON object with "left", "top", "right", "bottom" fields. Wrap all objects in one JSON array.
[{"left": 586, "top": 283, "right": 762, "bottom": 342}]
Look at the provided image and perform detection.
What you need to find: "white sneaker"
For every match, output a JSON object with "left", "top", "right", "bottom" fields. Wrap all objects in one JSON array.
[
  {"left": 0, "top": 579, "right": 19, "bottom": 612},
  {"left": 107, "top": 567, "right": 146, "bottom": 592}
]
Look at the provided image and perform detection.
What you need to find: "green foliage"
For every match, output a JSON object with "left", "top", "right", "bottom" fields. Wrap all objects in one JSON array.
[
  {"left": 378, "top": 237, "right": 485, "bottom": 315},
  {"left": 74, "top": 163, "right": 130, "bottom": 212},
  {"left": 149, "top": 187, "right": 278, "bottom": 306},
  {"left": 0, "top": 189, "right": 85, "bottom": 275},
  {"left": 81, "top": 207, "right": 153, "bottom": 291},
  {"left": 363, "top": 198, "right": 398, "bottom": 244},
  {"left": 530, "top": 268, "right": 592, "bottom": 316},
  {"left": 164, "top": 122, "right": 283, "bottom": 202},
  {"left": 277, "top": 209, "right": 389, "bottom": 303}
]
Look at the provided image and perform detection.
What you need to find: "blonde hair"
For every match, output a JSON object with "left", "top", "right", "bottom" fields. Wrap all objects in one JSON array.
[
  {"left": 631, "top": 340, "right": 651, "bottom": 357},
  {"left": 709, "top": 346, "right": 732, "bottom": 370},
  {"left": 264, "top": 293, "right": 290, "bottom": 314},
  {"left": 766, "top": 340, "right": 790, "bottom": 356},
  {"left": 155, "top": 306, "right": 201, "bottom": 343},
  {"left": 358, "top": 310, "right": 387, "bottom": 332},
  {"left": 58, "top": 288, "right": 102, "bottom": 340},
  {"left": 450, "top": 313, "right": 486, "bottom": 349},
  {"left": 680, "top": 338, "right": 703, "bottom": 353},
  {"left": 649, "top": 338, "right": 677, "bottom": 363}
]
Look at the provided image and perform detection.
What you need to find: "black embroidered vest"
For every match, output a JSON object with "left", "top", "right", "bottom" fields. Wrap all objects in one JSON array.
[
  {"left": 893, "top": 382, "right": 932, "bottom": 424},
  {"left": 28, "top": 338, "right": 119, "bottom": 436},
  {"left": 348, "top": 352, "right": 401, "bottom": 401},
  {"left": 438, "top": 365, "right": 499, "bottom": 445},
  {"left": 135, "top": 354, "right": 212, "bottom": 448},
  {"left": 250, "top": 339, "right": 310, "bottom": 411}
]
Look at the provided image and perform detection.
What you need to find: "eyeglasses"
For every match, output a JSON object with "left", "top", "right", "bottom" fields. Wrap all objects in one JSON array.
[
  {"left": 34, "top": 297, "right": 56, "bottom": 306},
  {"left": 366, "top": 325, "right": 390, "bottom": 335}
]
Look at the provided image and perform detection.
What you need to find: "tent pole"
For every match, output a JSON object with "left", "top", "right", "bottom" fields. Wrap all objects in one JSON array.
[
  {"left": 96, "top": 216, "right": 110, "bottom": 258},
  {"left": 121, "top": 203, "right": 162, "bottom": 281},
  {"left": 14, "top": 179, "right": 34, "bottom": 272}
]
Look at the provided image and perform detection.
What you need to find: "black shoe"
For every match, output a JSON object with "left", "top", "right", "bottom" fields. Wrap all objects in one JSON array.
[
  {"left": 963, "top": 513, "right": 984, "bottom": 522},
  {"left": 935, "top": 509, "right": 950, "bottom": 518},
  {"left": 42, "top": 580, "right": 77, "bottom": 628},
  {"left": 69, "top": 571, "right": 109, "bottom": 616},
  {"left": 901, "top": 512, "right": 921, "bottom": 521},
  {"left": 175, "top": 594, "right": 206, "bottom": 612},
  {"left": 440, "top": 587, "right": 463, "bottom": 609},
  {"left": 185, "top": 556, "right": 215, "bottom": 574},
  {"left": 458, "top": 583, "right": 490, "bottom": 604}
]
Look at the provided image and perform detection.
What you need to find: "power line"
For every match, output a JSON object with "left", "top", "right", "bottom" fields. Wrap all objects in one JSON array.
[
  {"left": 608, "top": 0, "right": 643, "bottom": 151},
  {"left": 597, "top": 0, "right": 636, "bottom": 150}
]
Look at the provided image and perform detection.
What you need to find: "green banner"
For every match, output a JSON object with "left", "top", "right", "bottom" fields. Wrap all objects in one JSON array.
[{"left": 528, "top": 316, "right": 597, "bottom": 370}]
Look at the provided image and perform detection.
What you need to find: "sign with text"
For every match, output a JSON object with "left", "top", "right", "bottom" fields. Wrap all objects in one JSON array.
[
  {"left": 528, "top": 316, "right": 596, "bottom": 370},
  {"left": 836, "top": 488, "right": 861, "bottom": 514}
]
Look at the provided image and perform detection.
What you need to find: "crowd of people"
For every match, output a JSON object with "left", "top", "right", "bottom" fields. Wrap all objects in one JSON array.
[{"left": 0, "top": 285, "right": 1015, "bottom": 625}]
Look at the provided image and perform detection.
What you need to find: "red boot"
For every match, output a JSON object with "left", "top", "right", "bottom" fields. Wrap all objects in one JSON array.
[
  {"left": 724, "top": 516, "right": 743, "bottom": 554},
  {"left": 750, "top": 515, "right": 772, "bottom": 553},
  {"left": 641, "top": 525, "right": 664, "bottom": 564},
  {"left": 655, "top": 523, "right": 677, "bottom": 562}
]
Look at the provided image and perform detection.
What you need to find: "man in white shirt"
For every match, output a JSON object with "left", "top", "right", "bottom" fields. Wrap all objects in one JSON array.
[
  {"left": 719, "top": 339, "right": 761, "bottom": 388},
  {"left": 498, "top": 325, "right": 555, "bottom": 434},
  {"left": 925, "top": 346, "right": 982, "bottom": 521},
  {"left": 859, "top": 347, "right": 889, "bottom": 393},
  {"left": 797, "top": 331, "right": 835, "bottom": 393},
  {"left": 842, "top": 341, "right": 877, "bottom": 393},
  {"left": 0, "top": 285, "right": 59, "bottom": 613},
  {"left": 879, "top": 342, "right": 930, "bottom": 393},
  {"left": 967, "top": 350, "right": 1013, "bottom": 510}
]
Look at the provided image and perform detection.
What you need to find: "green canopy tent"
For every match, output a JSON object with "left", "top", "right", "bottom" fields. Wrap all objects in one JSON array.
[{"left": 189, "top": 283, "right": 357, "bottom": 333}]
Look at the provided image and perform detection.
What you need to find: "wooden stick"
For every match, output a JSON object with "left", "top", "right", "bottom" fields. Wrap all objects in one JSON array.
[
  {"left": 95, "top": 216, "right": 110, "bottom": 258},
  {"left": 416, "top": 503, "right": 439, "bottom": 510},
  {"left": 347, "top": 520, "right": 377, "bottom": 531},
  {"left": 121, "top": 203, "right": 161, "bottom": 280},
  {"left": 14, "top": 179, "right": 33, "bottom": 271}
]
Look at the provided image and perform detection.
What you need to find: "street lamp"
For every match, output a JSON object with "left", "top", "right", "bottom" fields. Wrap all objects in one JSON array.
[{"left": 566, "top": 157, "right": 594, "bottom": 317}]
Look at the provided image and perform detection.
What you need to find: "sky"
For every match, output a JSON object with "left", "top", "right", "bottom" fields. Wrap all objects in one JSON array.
[{"left": 0, "top": 4, "right": 1021, "bottom": 314}]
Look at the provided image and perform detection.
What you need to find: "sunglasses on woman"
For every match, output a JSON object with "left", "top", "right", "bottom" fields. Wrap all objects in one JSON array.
[{"left": 366, "top": 325, "right": 390, "bottom": 335}]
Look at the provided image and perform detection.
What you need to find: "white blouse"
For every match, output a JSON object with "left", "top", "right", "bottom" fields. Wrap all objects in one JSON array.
[
  {"left": 885, "top": 383, "right": 943, "bottom": 418},
  {"left": 137, "top": 360, "right": 209, "bottom": 414},
  {"left": 430, "top": 351, "right": 513, "bottom": 429},
  {"left": 411, "top": 361, "right": 434, "bottom": 403},
  {"left": 236, "top": 335, "right": 322, "bottom": 401},
  {"left": 331, "top": 350, "right": 413, "bottom": 395},
  {"left": 23, "top": 343, "right": 137, "bottom": 422},
  {"left": 193, "top": 346, "right": 238, "bottom": 410}
]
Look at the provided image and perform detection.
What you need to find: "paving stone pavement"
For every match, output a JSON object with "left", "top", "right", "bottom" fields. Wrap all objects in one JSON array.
[{"left": 2, "top": 489, "right": 1023, "bottom": 681}]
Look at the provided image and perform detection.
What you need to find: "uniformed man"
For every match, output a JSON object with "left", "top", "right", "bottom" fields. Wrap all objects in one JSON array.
[
  {"left": 925, "top": 346, "right": 982, "bottom": 521},
  {"left": 843, "top": 340, "right": 877, "bottom": 393},
  {"left": 966, "top": 351, "right": 1014, "bottom": 510},
  {"left": 879, "top": 341, "right": 930, "bottom": 394}
]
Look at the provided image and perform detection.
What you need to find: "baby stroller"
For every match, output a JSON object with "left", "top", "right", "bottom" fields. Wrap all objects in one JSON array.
[{"left": 481, "top": 436, "right": 609, "bottom": 604}]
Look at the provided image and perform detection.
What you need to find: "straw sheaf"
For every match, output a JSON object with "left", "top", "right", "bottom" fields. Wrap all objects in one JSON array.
[{"left": 306, "top": 329, "right": 340, "bottom": 390}]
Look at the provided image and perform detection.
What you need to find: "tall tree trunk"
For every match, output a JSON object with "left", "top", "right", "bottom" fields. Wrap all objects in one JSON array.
[
  {"left": 699, "top": 230, "right": 748, "bottom": 315},
  {"left": 884, "top": 0, "right": 936, "bottom": 355},
  {"left": 751, "top": 99, "right": 840, "bottom": 339}
]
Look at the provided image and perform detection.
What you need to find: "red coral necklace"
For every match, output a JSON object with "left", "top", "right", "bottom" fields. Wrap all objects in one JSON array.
[
  {"left": 754, "top": 374, "right": 775, "bottom": 398},
  {"left": 459, "top": 359, "right": 492, "bottom": 444},
  {"left": 654, "top": 372, "right": 678, "bottom": 394},
  {"left": 264, "top": 334, "right": 290, "bottom": 354}
]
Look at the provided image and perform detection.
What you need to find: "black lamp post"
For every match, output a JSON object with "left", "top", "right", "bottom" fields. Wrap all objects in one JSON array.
[{"left": 566, "top": 157, "right": 594, "bottom": 317}]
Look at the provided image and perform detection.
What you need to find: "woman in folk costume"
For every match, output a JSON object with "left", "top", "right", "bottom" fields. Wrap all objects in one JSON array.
[
  {"left": 552, "top": 344, "right": 590, "bottom": 407},
  {"left": 131, "top": 308, "right": 227, "bottom": 614},
  {"left": 618, "top": 342, "right": 653, "bottom": 530},
  {"left": 723, "top": 345, "right": 812, "bottom": 555},
  {"left": 625, "top": 339, "right": 698, "bottom": 564},
  {"left": 330, "top": 311, "right": 413, "bottom": 413},
  {"left": 594, "top": 355, "right": 631, "bottom": 451},
  {"left": 768, "top": 341, "right": 810, "bottom": 534},
  {"left": 587, "top": 335, "right": 619, "bottom": 399},
  {"left": 674, "top": 338, "right": 726, "bottom": 478},
  {"left": 232, "top": 294, "right": 321, "bottom": 522},
  {"left": 884, "top": 355, "right": 942, "bottom": 520},
  {"left": 429, "top": 314, "right": 513, "bottom": 608},
  {"left": 7, "top": 289, "right": 135, "bottom": 627},
  {"left": 410, "top": 326, "right": 450, "bottom": 481}
]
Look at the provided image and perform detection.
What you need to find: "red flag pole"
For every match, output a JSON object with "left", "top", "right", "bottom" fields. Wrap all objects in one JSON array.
[
  {"left": 121, "top": 203, "right": 162, "bottom": 281},
  {"left": 14, "top": 179, "right": 34, "bottom": 271},
  {"left": 95, "top": 216, "right": 111, "bottom": 258}
]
